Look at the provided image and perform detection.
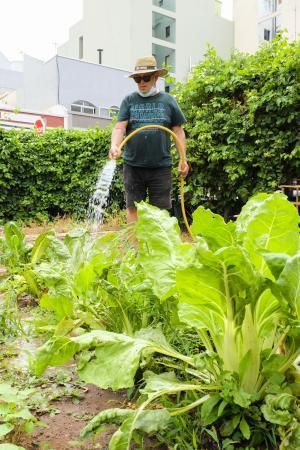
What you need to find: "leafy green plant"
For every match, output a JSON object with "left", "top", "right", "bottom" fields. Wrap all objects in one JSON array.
[
  {"left": 0, "top": 127, "right": 121, "bottom": 222},
  {"left": 0, "top": 223, "right": 31, "bottom": 273},
  {"left": 31, "top": 193, "right": 299, "bottom": 449},
  {"left": 0, "top": 383, "right": 40, "bottom": 445},
  {"left": 174, "top": 35, "right": 300, "bottom": 218}
]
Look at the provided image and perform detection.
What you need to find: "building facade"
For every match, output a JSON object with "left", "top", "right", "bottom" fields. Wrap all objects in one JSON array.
[
  {"left": 1, "top": 54, "right": 164, "bottom": 129},
  {"left": 58, "top": 0, "right": 234, "bottom": 88},
  {"left": 234, "top": 0, "right": 300, "bottom": 53}
]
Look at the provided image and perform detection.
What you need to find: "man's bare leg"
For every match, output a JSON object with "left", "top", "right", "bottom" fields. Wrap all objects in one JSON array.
[{"left": 127, "top": 207, "right": 138, "bottom": 223}]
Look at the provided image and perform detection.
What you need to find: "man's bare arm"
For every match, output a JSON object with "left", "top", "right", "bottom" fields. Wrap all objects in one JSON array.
[
  {"left": 109, "top": 120, "right": 128, "bottom": 159},
  {"left": 172, "top": 125, "right": 189, "bottom": 177}
]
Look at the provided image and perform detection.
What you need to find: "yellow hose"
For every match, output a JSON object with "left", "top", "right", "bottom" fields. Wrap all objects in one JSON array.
[{"left": 119, "top": 124, "right": 193, "bottom": 238}]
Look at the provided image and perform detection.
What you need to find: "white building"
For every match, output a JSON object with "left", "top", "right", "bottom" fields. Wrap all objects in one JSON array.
[
  {"left": 0, "top": 54, "right": 164, "bottom": 129},
  {"left": 234, "top": 0, "right": 300, "bottom": 53},
  {"left": 58, "top": 0, "right": 234, "bottom": 88}
]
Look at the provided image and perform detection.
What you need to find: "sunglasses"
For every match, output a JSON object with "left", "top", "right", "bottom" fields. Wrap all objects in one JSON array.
[{"left": 133, "top": 75, "right": 153, "bottom": 83}]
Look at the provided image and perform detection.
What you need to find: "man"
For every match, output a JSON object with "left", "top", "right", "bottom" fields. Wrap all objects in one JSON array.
[{"left": 109, "top": 55, "right": 189, "bottom": 223}]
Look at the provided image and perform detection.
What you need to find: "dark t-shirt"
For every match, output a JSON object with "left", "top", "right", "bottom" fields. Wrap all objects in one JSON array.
[{"left": 117, "top": 91, "right": 186, "bottom": 168}]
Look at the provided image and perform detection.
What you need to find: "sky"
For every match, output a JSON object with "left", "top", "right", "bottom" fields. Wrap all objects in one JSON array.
[
  {"left": 0, "top": 0, "right": 233, "bottom": 62},
  {"left": 0, "top": 0, "right": 83, "bottom": 61}
]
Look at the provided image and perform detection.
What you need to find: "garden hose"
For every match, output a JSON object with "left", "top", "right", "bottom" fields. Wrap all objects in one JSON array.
[{"left": 119, "top": 124, "right": 193, "bottom": 238}]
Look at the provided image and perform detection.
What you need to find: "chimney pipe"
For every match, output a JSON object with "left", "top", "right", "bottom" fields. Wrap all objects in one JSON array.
[{"left": 97, "top": 49, "right": 103, "bottom": 64}]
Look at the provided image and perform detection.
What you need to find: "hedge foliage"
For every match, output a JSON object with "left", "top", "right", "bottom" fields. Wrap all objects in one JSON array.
[
  {"left": 175, "top": 35, "right": 300, "bottom": 218},
  {"left": 0, "top": 126, "right": 125, "bottom": 222},
  {"left": 0, "top": 36, "right": 299, "bottom": 222}
]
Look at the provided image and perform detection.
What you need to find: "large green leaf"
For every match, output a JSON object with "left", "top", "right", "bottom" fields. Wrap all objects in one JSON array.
[
  {"left": 31, "top": 337, "right": 79, "bottom": 375},
  {"left": 236, "top": 193, "right": 300, "bottom": 275},
  {"left": 73, "top": 329, "right": 190, "bottom": 390},
  {"left": 40, "top": 293, "right": 74, "bottom": 319},
  {"left": 76, "top": 335, "right": 150, "bottom": 390},
  {"left": 136, "top": 202, "right": 195, "bottom": 300},
  {"left": 276, "top": 254, "right": 300, "bottom": 320},
  {"left": 108, "top": 409, "right": 170, "bottom": 450},
  {"left": 191, "top": 206, "right": 236, "bottom": 250},
  {"left": 0, "top": 424, "right": 14, "bottom": 438},
  {"left": 81, "top": 408, "right": 133, "bottom": 439},
  {"left": 30, "top": 230, "right": 56, "bottom": 265}
]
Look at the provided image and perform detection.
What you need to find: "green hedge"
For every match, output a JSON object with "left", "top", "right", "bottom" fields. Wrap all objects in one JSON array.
[
  {"left": 0, "top": 127, "right": 125, "bottom": 222},
  {"left": 175, "top": 35, "right": 300, "bottom": 218}
]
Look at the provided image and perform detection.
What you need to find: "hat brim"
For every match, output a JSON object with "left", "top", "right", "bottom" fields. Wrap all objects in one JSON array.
[{"left": 128, "top": 68, "right": 168, "bottom": 78}]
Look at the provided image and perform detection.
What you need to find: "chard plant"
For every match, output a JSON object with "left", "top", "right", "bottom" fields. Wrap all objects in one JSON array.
[{"left": 31, "top": 193, "right": 299, "bottom": 449}]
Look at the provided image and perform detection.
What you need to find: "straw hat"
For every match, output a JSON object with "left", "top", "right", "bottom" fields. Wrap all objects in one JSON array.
[{"left": 128, "top": 55, "right": 168, "bottom": 78}]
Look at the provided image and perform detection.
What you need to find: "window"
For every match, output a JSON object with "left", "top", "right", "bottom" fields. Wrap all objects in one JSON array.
[
  {"left": 165, "top": 55, "right": 170, "bottom": 66},
  {"left": 165, "top": 85, "right": 170, "bottom": 93},
  {"left": 71, "top": 100, "right": 96, "bottom": 115},
  {"left": 152, "top": 12, "right": 176, "bottom": 43},
  {"left": 264, "top": 28, "right": 271, "bottom": 40},
  {"left": 258, "top": 15, "right": 278, "bottom": 42},
  {"left": 79, "top": 36, "right": 83, "bottom": 59}
]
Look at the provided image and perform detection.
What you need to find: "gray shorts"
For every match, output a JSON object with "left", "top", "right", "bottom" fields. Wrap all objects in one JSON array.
[{"left": 123, "top": 164, "right": 172, "bottom": 210}]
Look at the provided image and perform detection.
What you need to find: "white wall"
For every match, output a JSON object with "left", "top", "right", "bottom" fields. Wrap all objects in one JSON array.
[
  {"left": 176, "top": 0, "right": 234, "bottom": 80},
  {"left": 280, "top": 0, "right": 300, "bottom": 40},
  {"left": 18, "top": 55, "right": 58, "bottom": 111},
  {"left": 234, "top": 0, "right": 259, "bottom": 53},
  {"left": 16, "top": 55, "right": 165, "bottom": 113},
  {"left": 58, "top": 20, "right": 84, "bottom": 59}
]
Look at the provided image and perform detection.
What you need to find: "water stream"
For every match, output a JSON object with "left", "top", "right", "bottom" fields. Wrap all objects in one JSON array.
[{"left": 87, "top": 159, "right": 117, "bottom": 229}]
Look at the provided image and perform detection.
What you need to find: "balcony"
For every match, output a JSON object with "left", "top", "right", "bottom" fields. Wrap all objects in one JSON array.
[
  {"left": 152, "top": 11, "right": 176, "bottom": 43},
  {"left": 152, "top": 0, "right": 176, "bottom": 13}
]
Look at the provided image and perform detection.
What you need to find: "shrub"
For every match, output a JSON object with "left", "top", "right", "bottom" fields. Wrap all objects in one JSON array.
[
  {"left": 175, "top": 35, "right": 300, "bottom": 218},
  {"left": 0, "top": 127, "right": 124, "bottom": 222}
]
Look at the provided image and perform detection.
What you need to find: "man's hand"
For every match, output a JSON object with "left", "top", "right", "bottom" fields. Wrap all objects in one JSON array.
[
  {"left": 178, "top": 160, "right": 189, "bottom": 178},
  {"left": 109, "top": 144, "right": 121, "bottom": 160}
]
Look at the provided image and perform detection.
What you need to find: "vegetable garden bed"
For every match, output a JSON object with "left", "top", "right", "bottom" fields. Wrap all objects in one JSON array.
[{"left": 0, "top": 193, "right": 299, "bottom": 450}]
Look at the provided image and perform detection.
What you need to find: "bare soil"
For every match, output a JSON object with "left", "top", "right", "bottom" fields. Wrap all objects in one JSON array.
[{"left": 19, "top": 385, "right": 126, "bottom": 450}]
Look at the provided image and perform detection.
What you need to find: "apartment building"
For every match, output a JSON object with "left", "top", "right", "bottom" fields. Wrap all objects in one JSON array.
[
  {"left": 58, "top": 0, "right": 234, "bottom": 88},
  {"left": 234, "top": 0, "right": 300, "bottom": 53}
]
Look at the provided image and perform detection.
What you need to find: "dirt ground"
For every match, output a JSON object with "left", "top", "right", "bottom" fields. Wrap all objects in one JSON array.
[{"left": 19, "top": 385, "right": 126, "bottom": 450}]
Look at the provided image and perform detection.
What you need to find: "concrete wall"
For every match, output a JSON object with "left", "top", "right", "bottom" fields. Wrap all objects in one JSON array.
[
  {"left": 233, "top": 0, "right": 258, "bottom": 53},
  {"left": 70, "top": 112, "right": 111, "bottom": 129},
  {"left": 56, "top": 56, "right": 135, "bottom": 110},
  {"left": 16, "top": 54, "right": 165, "bottom": 115},
  {"left": 0, "top": 67, "right": 23, "bottom": 90},
  {"left": 0, "top": 52, "right": 11, "bottom": 70},
  {"left": 176, "top": 0, "right": 234, "bottom": 80},
  {"left": 18, "top": 55, "right": 58, "bottom": 111},
  {"left": 58, "top": 20, "right": 84, "bottom": 60},
  {"left": 280, "top": 0, "right": 300, "bottom": 40}
]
